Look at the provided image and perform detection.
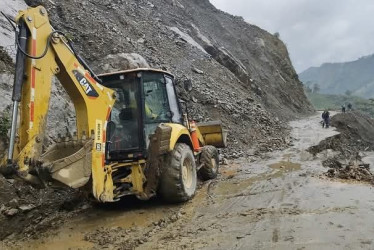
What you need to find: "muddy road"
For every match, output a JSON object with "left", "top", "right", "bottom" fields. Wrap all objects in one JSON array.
[{"left": 3, "top": 112, "right": 374, "bottom": 249}]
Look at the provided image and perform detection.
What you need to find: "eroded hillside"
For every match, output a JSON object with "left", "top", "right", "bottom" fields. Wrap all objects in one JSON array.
[{"left": 10, "top": 0, "right": 313, "bottom": 156}]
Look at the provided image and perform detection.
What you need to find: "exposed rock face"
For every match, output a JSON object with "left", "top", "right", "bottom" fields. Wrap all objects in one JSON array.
[
  {"left": 1, "top": 0, "right": 313, "bottom": 157},
  {"left": 175, "top": 0, "right": 313, "bottom": 119},
  {"left": 0, "top": 0, "right": 28, "bottom": 53},
  {"left": 0, "top": 72, "right": 13, "bottom": 158},
  {"left": 204, "top": 45, "right": 250, "bottom": 84},
  {"left": 0, "top": 74, "right": 12, "bottom": 111},
  {"left": 0, "top": 47, "right": 14, "bottom": 74}
]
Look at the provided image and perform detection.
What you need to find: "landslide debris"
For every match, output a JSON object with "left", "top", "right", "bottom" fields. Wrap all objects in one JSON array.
[
  {"left": 0, "top": 175, "right": 91, "bottom": 242},
  {"left": 309, "top": 112, "right": 374, "bottom": 183},
  {"left": 0, "top": 46, "right": 13, "bottom": 73},
  {"left": 309, "top": 112, "right": 374, "bottom": 157},
  {"left": 324, "top": 158, "right": 373, "bottom": 184},
  {"left": 22, "top": 0, "right": 313, "bottom": 157},
  {"left": 0, "top": 0, "right": 315, "bottom": 243},
  {"left": 0, "top": 35, "right": 84, "bottom": 242},
  {"left": 84, "top": 210, "right": 183, "bottom": 249}
]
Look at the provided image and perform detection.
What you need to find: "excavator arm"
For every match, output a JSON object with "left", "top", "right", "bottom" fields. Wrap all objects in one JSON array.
[{"left": 1, "top": 6, "right": 116, "bottom": 201}]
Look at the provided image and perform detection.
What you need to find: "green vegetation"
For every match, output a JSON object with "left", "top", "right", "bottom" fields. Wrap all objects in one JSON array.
[
  {"left": 306, "top": 92, "right": 374, "bottom": 117},
  {"left": 299, "top": 54, "right": 374, "bottom": 98},
  {"left": 0, "top": 112, "right": 10, "bottom": 138}
]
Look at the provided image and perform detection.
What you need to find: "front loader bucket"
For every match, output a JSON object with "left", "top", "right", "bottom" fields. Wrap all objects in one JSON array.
[
  {"left": 38, "top": 140, "right": 93, "bottom": 188},
  {"left": 197, "top": 121, "right": 227, "bottom": 148}
]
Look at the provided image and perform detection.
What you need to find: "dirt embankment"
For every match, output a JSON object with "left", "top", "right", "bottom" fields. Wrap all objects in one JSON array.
[
  {"left": 309, "top": 111, "right": 374, "bottom": 156},
  {"left": 309, "top": 111, "right": 374, "bottom": 183}
]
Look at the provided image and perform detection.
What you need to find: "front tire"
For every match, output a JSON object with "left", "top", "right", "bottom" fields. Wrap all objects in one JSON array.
[{"left": 159, "top": 143, "right": 197, "bottom": 203}]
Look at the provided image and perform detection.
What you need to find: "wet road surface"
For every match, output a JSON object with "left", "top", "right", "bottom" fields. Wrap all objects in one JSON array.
[{"left": 6, "top": 112, "right": 374, "bottom": 250}]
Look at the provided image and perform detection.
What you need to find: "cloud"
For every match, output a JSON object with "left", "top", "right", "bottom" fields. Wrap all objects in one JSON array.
[{"left": 210, "top": 0, "right": 374, "bottom": 72}]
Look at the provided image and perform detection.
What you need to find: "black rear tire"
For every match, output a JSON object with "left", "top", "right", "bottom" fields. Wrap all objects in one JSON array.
[
  {"left": 198, "top": 145, "right": 219, "bottom": 180},
  {"left": 159, "top": 143, "right": 197, "bottom": 203}
]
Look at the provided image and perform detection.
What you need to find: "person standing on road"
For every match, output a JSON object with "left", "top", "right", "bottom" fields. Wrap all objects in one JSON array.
[
  {"left": 322, "top": 110, "right": 330, "bottom": 128},
  {"left": 341, "top": 104, "right": 346, "bottom": 113},
  {"left": 347, "top": 103, "right": 352, "bottom": 111}
]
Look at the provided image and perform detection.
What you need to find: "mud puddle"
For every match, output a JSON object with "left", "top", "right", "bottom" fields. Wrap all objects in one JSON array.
[
  {"left": 22, "top": 209, "right": 166, "bottom": 250},
  {"left": 269, "top": 161, "right": 301, "bottom": 172},
  {"left": 213, "top": 160, "right": 301, "bottom": 197},
  {"left": 5, "top": 197, "right": 177, "bottom": 250}
]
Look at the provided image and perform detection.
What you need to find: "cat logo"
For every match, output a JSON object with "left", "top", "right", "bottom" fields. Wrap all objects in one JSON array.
[{"left": 72, "top": 70, "right": 99, "bottom": 97}]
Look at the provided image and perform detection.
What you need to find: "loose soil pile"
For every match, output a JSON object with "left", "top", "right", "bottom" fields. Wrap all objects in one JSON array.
[
  {"left": 0, "top": 175, "right": 90, "bottom": 241},
  {"left": 84, "top": 210, "right": 183, "bottom": 249},
  {"left": 0, "top": 46, "right": 13, "bottom": 73},
  {"left": 323, "top": 157, "right": 374, "bottom": 184},
  {"left": 310, "top": 112, "right": 374, "bottom": 183},
  {"left": 309, "top": 112, "right": 374, "bottom": 157}
]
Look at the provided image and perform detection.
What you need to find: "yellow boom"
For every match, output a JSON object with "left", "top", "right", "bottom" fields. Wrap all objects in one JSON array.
[{"left": 1, "top": 6, "right": 116, "bottom": 201}]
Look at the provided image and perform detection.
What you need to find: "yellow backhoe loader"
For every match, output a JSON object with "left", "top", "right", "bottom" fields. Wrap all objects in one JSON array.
[{"left": 0, "top": 6, "right": 227, "bottom": 203}]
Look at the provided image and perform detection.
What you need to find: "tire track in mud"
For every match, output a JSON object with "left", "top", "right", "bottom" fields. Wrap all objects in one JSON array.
[
  {"left": 146, "top": 112, "right": 372, "bottom": 249},
  {"left": 233, "top": 173, "right": 300, "bottom": 249},
  {"left": 150, "top": 112, "right": 342, "bottom": 249}
]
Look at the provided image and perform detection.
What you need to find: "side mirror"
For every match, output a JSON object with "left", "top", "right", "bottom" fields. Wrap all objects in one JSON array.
[{"left": 178, "top": 99, "right": 189, "bottom": 127}]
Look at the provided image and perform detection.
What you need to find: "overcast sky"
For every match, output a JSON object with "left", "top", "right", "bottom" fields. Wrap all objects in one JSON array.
[{"left": 210, "top": 0, "right": 374, "bottom": 73}]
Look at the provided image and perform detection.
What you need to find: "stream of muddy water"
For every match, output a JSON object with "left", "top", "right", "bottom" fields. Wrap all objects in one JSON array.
[{"left": 4, "top": 112, "right": 374, "bottom": 249}]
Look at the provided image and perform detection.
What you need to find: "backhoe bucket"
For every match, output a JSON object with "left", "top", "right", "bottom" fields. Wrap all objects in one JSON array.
[
  {"left": 197, "top": 121, "right": 227, "bottom": 148},
  {"left": 38, "top": 140, "right": 93, "bottom": 188}
]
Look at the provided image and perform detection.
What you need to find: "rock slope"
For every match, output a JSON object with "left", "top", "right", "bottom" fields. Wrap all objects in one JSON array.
[{"left": 1, "top": 0, "right": 313, "bottom": 156}]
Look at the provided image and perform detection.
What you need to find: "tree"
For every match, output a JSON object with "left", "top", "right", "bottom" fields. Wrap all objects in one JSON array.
[
  {"left": 303, "top": 84, "right": 312, "bottom": 93},
  {"left": 312, "top": 83, "right": 320, "bottom": 93},
  {"left": 345, "top": 90, "right": 352, "bottom": 96}
]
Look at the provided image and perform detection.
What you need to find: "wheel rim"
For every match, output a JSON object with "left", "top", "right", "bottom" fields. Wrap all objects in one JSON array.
[{"left": 182, "top": 158, "right": 193, "bottom": 189}]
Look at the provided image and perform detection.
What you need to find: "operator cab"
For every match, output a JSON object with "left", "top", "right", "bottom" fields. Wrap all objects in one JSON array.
[{"left": 99, "top": 68, "right": 183, "bottom": 161}]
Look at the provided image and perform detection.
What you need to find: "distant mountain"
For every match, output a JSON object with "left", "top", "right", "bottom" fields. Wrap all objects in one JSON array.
[{"left": 299, "top": 54, "right": 374, "bottom": 98}]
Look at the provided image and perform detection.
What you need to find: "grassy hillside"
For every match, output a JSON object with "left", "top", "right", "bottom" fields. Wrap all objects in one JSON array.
[{"left": 306, "top": 92, "right": 374, "bottom": 117}]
